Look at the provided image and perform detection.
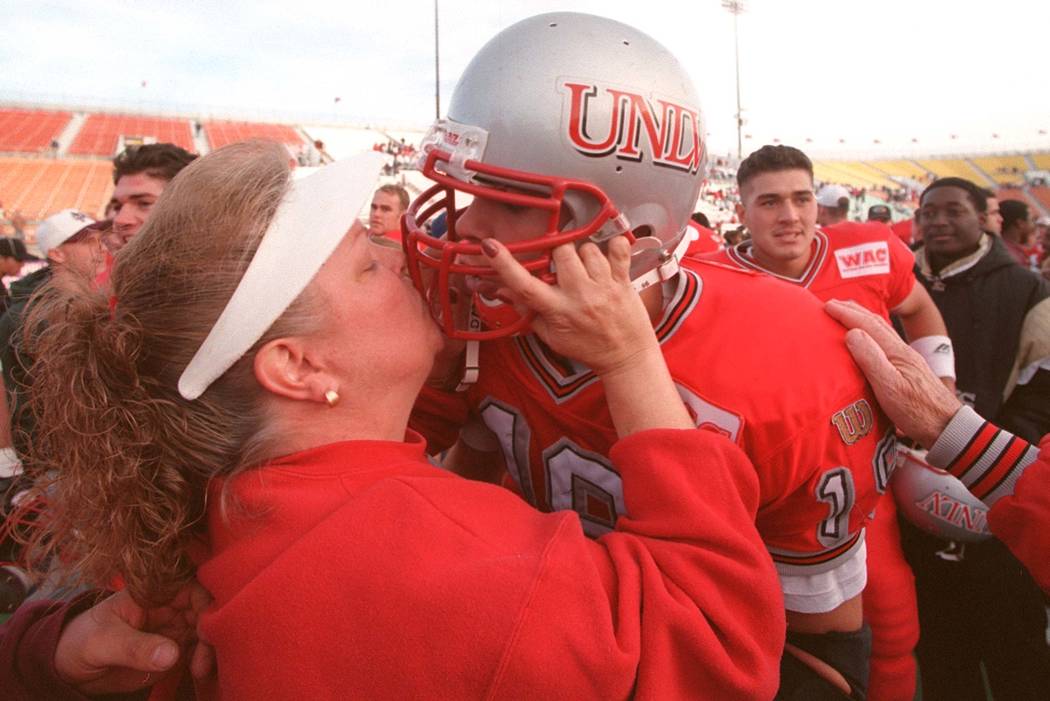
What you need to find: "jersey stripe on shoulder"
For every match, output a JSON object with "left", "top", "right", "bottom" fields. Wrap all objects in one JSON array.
[
  {"left": 725, "top": 230, "right": 829, "bottom": 288},
  {"left": 514, "top": 269, "right": 704, "bottom": 404},
  {"left": 653, "top": 268, "right": 702, "bottom": 342}
]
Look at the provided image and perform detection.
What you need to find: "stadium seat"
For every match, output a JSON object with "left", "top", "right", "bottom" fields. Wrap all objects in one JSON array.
[
  {"left": 914, "top": 158, "right": 992, "bottom": 185},
  {"left": 0, "top": 158, "right": 113, "bottom": 221},
  {"left": 1029, "top": 186, "right": 1050, "bottom": 213},
  {"left": 1030, "top": 153, "right": 1050, "bottom": 171},
  {"left": 867, "top": 160, "right": 930, "bottom": 181},
  {"left": 69, "top": 114, "right": 194, "bottom": 156},
  {"left": 204, "top": 120, "right": 303, "bottom": 150},
  {"left": 971, "top": 156, "right": 1027, "bottom": 185},
  {"left": 0, "top": 109, "right": 72, "bottom": 154},
  {"left": 812, "top": 162, "right": 893, "bottom": 190}
]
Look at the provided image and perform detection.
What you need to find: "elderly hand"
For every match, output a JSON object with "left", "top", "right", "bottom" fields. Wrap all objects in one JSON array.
[
  {"left": 484, "top": 236, "right": 692, "bottom": 436},
  {"left": 825, "top": 299, "right": 961, "bottom": 447},
  {"left": 54, "top": 580, "right": 215, "bottom": 696},
  {"left": 482, "top": 236, "right": 658, "bottom": 377}
]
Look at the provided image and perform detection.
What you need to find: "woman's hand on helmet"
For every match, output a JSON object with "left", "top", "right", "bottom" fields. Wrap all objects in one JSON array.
[{"left": 483, "top": 236, "right": 657, "bottom": 376}]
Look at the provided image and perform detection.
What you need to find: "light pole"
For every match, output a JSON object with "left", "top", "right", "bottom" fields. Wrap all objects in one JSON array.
[
  {"left": 434, "top": 0, "right": 441, "bottom": 120},
  {"left": 721, "top": 0, "right": 746, "bottom": 160}
]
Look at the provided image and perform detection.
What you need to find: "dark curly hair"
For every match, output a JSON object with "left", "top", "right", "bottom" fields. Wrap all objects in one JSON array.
[{"left": 112, "top": 142, "right": 197, "bottom": 185}]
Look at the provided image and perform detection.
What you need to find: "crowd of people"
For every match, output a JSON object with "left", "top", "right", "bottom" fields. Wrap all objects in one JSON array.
[{"left": 1, "top": 10, "right": 1049, "bottom": 701}]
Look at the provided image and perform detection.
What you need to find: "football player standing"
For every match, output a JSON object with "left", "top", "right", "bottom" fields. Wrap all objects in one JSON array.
[
  {"left": 705, "top": 144, "right": 954, "bottom": 701},
  {"left": 405, "top": 13, "right": 896, "bottom": 699}
]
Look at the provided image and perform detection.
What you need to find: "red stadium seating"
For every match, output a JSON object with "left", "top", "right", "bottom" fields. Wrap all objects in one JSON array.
[
  {"left": 204, "top": 120, "right": 303, "bottom": 150},
  {"left": 1029, "top": 186, "right": 1050, "bottom": 214},
  {"left": 0, "top": 109, "right": 72, "bottom": 153},
  {"left": 69, "top": 114, "right": 194, "bottom": 156},
  {"left": 0, "top": 158, "right": 113, "bottom": 221},
  {"left": 996, "top": 187, "right": 1050, "bottom": 216}
]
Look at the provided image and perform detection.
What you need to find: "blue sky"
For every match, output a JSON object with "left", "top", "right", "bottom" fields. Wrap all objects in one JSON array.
[{"left": 5, "top": 0, "right": 1049, "bottom": 157}]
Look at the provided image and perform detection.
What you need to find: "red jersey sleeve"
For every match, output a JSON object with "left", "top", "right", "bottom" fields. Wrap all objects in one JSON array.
[{"left": 886, "top": 232, "right": 917, "bottom": 310}]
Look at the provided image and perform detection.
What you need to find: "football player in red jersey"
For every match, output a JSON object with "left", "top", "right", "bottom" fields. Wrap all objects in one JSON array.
[
  {"left": 404, "top": 13, "right": 895, "bottom": 698},
  {"left": 703, "top": 145, "right": 954, "bottom": 701}
]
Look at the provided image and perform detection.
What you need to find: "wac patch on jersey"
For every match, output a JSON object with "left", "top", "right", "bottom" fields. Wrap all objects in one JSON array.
[{"left": 833, "top": 241, "right": 890, "bottom": 279}]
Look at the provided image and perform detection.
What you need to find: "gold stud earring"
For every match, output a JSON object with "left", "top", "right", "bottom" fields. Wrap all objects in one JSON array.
[{"left": 324, "top": 389, "right": 340, "bottom": 407}]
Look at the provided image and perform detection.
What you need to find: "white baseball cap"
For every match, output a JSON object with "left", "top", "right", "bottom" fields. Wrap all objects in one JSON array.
[
  {"left": 816, "top": 184, "right": 852, "bottom": 208},
  {"left": 36, "top": 209, "right": 97, "bottom": 257}
]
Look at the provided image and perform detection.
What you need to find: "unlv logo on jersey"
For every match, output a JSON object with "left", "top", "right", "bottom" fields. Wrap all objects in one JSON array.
[
  {"left": 560, "top": 80, "right": 704, "bottom": 174},
  {"left": 831, "top": 399, "right": 874, "bottom": 445}
]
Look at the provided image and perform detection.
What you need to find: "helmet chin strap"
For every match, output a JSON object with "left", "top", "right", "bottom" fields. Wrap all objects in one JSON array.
[
  {"left": 628, "top": 226, "right": 695, "bottom": 294},
  {"left": 451, "top": 228, "right": 693, "bottom": 392},
  {"left": 456, "top": 336, "right": 481, "bottom": 392}
]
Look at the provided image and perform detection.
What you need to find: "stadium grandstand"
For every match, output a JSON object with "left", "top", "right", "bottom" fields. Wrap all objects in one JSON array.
[
  {"left": 0, "top": 108, "right": 71, "bottom": 153},
  {"left": 69, "top": 114, "right": 195, "bottom": 156},
  {"left": 3, "top": 102, "right": 1050, "bottom": 240},
  {"left": 809, "top": 152, "right": 1050, "bottom": 219},
  {"left": 0, "top": 104, "right": 430, "bottom": 243},
  {"left": 204, "top": 120, "right": 304, "bottom": 151}
]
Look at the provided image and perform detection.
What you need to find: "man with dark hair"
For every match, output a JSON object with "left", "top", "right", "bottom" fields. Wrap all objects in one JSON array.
[
  {"left": 706, "top": 143, "right": 954, "bottom": 701},
  {"left": 367, "top": 184, "right": 409, "bottom": 240},
  {"left": 685, "top": 210, "right": 722, "bottom": 254},
  {"left": 981, "top": 187, "right": 1002, "bottom": 236},
  {"left": 903, "top": 176, "right": 1050, "bottom": 701},
  {"left": 0, "top": 239, "right": 38, "bottom": 316},
  {"left": 1000, "top": 198, "right": 1037, "bottom": 268},
  {"left": 690, "top": 211, "right": 711, "bottom": 228},
  {"left": 108, "top": 143, "right": 197, "bottom": 249},
  {"left": 867, "top": 204, "right": 892, "bottom": 224}
]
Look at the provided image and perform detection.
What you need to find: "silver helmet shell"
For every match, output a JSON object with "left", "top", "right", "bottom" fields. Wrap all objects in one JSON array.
[
  {"left": 892, "top": 446, "right": 992, "bottom": 543},
  {"left": 403, "top": 12, "right": 707, "bottom": 339}
]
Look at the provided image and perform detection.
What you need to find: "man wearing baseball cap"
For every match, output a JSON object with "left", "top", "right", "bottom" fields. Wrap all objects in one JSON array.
[
  {"left": 0, "top": 208, "right": 106, "bottom": 456},
  {"left": 867, "top": 204, "right": 893, "bottom": 224},
  {"left": 815, "top": 183, "right": 852, "bottom": 226},
  {"left": 33, "top": 208, "right": 105, "bottom": 273}
]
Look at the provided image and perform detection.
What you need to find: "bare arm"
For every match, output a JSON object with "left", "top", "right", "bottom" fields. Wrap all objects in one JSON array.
[
  {"left": 891, "top": 282, "right": 946, "bottom": 342},
  {"left": 890, "top": 283, "right": 955, "bottom": 390}
]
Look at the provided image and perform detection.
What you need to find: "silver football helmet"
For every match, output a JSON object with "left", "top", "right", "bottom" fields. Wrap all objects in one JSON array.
[
  {"left": 892, "top": 445, "right": 991, "bottom": 543},
  {"left": 403, "top": 12, "right": 707, "bottom": 339}
]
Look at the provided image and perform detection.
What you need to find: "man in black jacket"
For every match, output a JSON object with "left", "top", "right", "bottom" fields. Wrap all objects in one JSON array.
[
  {"left": 903, "top": 176, "right": 1050, "bottom": 701},
  {"left": 0, "top": 239, "right": 38, "bottom": 317}
]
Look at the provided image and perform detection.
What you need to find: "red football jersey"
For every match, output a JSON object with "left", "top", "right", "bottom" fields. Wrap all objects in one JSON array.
[
  {"left": 705, "top": 224, "right": 916, "bottom": 320},
  {"left": 413, "top": 259, "right": 896, "bottom": 584},
  {"left": 890, "top": 218, "right": 914, "bottom": 246},
  {"left": 685, "top": 219, "right": 722, "bottom": 256}
]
